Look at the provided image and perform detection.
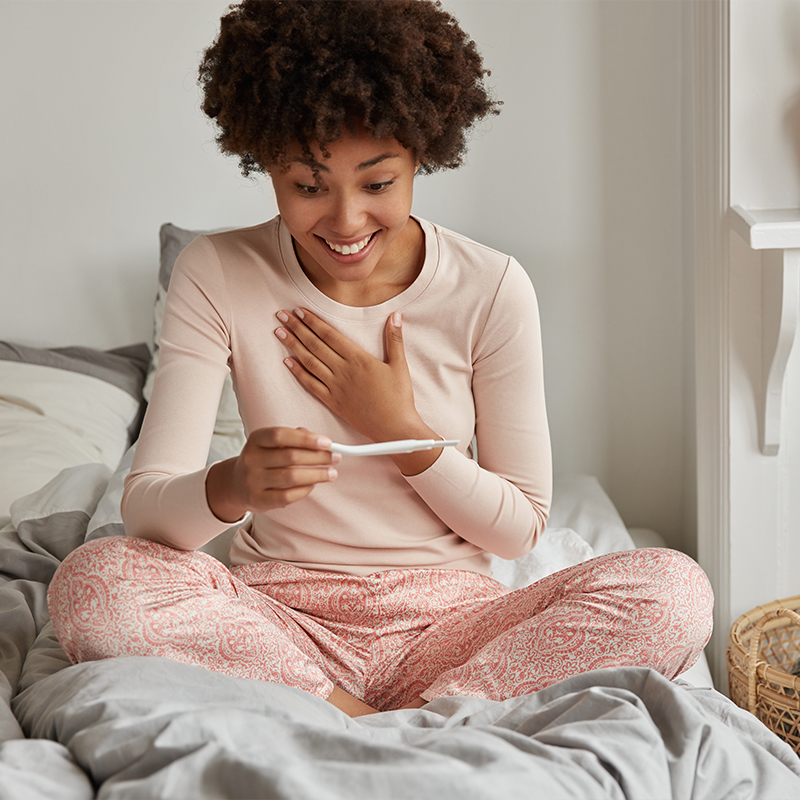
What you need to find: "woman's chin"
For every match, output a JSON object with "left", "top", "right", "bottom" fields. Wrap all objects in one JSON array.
[{"left": 312, "top": 243, "right": 385, "bottom": 284}]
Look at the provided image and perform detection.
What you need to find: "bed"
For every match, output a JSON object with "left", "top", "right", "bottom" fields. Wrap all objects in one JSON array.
[{"left": 1, "top": 225, "right": 799, "bottom": 799}]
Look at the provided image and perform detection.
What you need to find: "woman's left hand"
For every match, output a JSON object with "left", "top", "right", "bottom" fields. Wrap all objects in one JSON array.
[{"left": 275, "top": 307, "right": 427, "bottom": 444}]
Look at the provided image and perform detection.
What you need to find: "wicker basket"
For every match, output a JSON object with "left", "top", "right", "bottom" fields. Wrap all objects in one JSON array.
[{"left": 727, "top": 595, "right": 800, "bottom": 754}]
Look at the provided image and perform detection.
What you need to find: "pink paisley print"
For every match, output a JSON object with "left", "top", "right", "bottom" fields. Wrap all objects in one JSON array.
[{"left": 48, "top": 538, "right": 713, "bottom": 711}]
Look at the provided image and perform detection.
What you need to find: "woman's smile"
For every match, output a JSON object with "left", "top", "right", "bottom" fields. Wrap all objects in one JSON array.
[{"left": 319, "top": 231, "right": 378, "bottom": 260}]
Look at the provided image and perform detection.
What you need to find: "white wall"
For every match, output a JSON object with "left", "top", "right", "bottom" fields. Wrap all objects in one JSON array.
[
  {"left": 0, "top": 1, "right": 691, "bottom": 550},
  {"left": 731, "top": 0, "right": 800, "bottom": 209},
  {"left": 0, "top": 1, "right": 270, "bottom": 349}
]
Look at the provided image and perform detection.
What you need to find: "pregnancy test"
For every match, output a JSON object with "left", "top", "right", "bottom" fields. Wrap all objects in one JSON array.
[{"left": 329, "top": 439, "right": 459, "bottom": 456}]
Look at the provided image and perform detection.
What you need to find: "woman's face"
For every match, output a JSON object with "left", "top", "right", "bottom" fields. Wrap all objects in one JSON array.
[{"left": 269, "top": 129, "right": 420, "bottom": 298}]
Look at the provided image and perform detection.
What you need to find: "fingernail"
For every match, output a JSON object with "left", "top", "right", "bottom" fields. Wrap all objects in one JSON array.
[
  {"left": 275, "top": 328, "right": 287, "bottom": 340},
  {"left": 294, "top": 308, "right": 305, "bottom": 320},
  {"left": 284, "top": 358, "right": 294, "bottom": 369},
  {"left": 327, "top": 468, "right": 338, "bottom": 480},
  {"left": 317, "top": 436, "right": 332, "bottom": 449},
  {"left": 392, "top": 311, "right": 402, "bottom": 327},
  {"left": 331, "top": 452, "right": 342, "bottom": 464},
  {"left": 276, "top": 310, "right": 289, "bottom": 323}
]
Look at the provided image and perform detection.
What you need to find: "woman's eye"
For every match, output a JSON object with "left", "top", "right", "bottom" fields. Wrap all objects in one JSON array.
[
  {"left": 366, "top": 181, "right": 394, "bottom": 192},
  {"left": 295, "top": 183, "right": 321, "bottom": 195}
]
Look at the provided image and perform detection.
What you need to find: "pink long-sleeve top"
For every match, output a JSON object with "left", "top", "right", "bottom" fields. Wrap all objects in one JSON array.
[{"left": 122, "top": 216, "right": 551, "bottom": 576}]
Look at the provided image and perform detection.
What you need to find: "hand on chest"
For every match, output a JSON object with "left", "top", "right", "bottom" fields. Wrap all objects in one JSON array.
[{"left": 232, "top": 305, "right": 475, "bottom": 442}]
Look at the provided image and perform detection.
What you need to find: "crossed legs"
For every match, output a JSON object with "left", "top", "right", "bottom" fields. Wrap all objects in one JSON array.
[{"left": 48, "top": 538, "right": 713, "bottom": 715}]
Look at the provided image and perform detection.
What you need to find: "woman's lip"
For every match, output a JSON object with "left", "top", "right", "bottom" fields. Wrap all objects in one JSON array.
[{"left": 316, "top": 232, "right": 378, "bottom": 263}]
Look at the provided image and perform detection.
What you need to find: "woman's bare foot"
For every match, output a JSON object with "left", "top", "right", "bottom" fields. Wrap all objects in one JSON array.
[
  {"left": 325, "top": 688, "right": 429, "bottom": 716},
  {"left": 326, "top": 686, "right": 379, "bottom": 716},
  {"left": 400, "top": 696, "right": 428, "bottom": 709}
]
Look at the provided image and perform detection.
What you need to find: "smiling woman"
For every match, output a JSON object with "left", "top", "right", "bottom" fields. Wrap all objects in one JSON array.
[{"left": 47, "top": 0, "right": 712, "bottom": 721}]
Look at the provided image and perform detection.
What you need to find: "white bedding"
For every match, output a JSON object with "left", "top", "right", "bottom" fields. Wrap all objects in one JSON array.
[
  {"left": 0, "top": 361, "right": 140, "bottom": 525},
  {"left": 1, "top": 465, "right": 796, "bottom": 799}
]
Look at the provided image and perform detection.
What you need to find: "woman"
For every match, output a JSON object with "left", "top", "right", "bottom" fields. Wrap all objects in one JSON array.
[{"left": 49, "top": 0, "right": 712, "bottom": 717}]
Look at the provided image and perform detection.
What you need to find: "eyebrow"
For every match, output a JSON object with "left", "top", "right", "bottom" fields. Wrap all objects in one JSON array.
[{"left": 293, "top": 153, "right": 400, "bottom": 173}]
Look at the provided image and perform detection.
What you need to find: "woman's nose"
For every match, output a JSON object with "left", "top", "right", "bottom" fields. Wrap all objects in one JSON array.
[{"left": 326, "top": 191, "right": 366, "bottom": 235}]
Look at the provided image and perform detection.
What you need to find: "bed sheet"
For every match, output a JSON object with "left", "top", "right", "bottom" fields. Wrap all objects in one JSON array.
[{"left": 2, "top": 463, "right": 800, "bottom": 799}]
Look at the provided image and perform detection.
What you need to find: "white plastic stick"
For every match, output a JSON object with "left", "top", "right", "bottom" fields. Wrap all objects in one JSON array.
[{"left": 329, "top": 439, "right": 459, "bottom": 456}]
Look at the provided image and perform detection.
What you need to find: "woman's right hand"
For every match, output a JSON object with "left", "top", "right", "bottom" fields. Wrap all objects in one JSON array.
[{"left": 205, "top": 427, "right": 339, "bottom": 523}]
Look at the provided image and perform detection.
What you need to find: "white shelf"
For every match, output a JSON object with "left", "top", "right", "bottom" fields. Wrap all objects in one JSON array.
[
  {"left": 730, "top": 206, "right": 800, "bottom": 249},
  {"left": 730, "top": 206, "right": 800, "bottom": 456}
]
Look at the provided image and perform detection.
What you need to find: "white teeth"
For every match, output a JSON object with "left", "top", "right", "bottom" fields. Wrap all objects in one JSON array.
[{"left": 325, "top": 235, "right": 372, "bottom": 255}]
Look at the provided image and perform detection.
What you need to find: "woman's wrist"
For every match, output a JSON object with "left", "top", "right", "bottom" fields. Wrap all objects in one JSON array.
[
  {"left": 391, "top": 446, "right": 445, "bottom": 477},
  {"left": 206, "top": 458, "right": 249, "bottom": 523},
  {"left": 383, "top": 418, "right": 445, "bottom": 476}
]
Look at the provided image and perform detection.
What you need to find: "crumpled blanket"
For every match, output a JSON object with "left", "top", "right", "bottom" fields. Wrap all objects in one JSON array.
[
  {"left": 9, "top": 658, "right": 800, "bottom": 800},
  {"left": 2, "top": 463, "right": 800, "bottom": 799}
]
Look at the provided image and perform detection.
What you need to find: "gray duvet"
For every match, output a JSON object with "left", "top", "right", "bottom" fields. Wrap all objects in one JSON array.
[{"left": 2, "top": 465, "right": 800, "bottom": 799}]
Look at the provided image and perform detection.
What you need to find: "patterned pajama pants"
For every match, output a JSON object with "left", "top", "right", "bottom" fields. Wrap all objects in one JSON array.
[{"left": 48, "top": 538, "right": 713, "bottom": 712}]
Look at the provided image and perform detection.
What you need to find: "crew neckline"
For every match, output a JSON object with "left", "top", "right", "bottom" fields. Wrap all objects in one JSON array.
[{"left": 277, "top": 216, "right": 438, "bottom": 321}]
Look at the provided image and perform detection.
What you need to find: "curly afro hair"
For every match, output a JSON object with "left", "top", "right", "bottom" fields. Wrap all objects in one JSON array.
[{"left": 198, "top": 0, "right": 501, "bottom": 176}]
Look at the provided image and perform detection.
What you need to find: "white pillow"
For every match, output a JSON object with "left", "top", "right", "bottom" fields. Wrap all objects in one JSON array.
[
  {"left": 491, "top": 528, "right": 594, "bottom": 589},
  {"left": 144, "top": 223, "right": 246, "bottom": 460},
  {"left": 0, "top": 362, "right": 139, "bottom": 521},
  {"left": 547, "top": 474, "right": 636, "bottom": 555}
]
